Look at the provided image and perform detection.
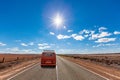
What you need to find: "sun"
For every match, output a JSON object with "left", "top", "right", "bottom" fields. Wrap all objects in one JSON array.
[{"left": 53, "top": 13, "right": 63, "bottom": 27}]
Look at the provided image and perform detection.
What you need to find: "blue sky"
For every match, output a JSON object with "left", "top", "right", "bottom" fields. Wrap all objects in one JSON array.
[{"left": 0, "top": 0, "right": 120, "bottom": 54}]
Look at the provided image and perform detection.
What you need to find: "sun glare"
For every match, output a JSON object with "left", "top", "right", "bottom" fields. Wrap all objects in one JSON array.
[{"left": 53, "top": 14, "right": 63, "bottom": 27}]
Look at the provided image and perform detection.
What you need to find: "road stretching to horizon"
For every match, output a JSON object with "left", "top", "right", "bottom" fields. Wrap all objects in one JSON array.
[{"left": 6, "top": 56, "right": 107, "bottom": 80}]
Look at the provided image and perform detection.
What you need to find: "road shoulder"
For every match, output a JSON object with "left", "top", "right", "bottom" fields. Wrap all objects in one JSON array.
[
  {"left": 0, "top": 59, "right": 39, "bottom": 80},
  {"left": 61, "top": 56, "right": 120, "bottom": 80}
]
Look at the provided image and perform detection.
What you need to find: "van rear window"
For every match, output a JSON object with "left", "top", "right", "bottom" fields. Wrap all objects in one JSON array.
[{"left": 43, "top": 53, "right": 54, "bottom": 56}]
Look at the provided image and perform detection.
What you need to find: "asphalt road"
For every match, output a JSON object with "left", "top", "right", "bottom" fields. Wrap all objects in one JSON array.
[{"left": 6, "top": 56, "right": 107, "bottom": 80}]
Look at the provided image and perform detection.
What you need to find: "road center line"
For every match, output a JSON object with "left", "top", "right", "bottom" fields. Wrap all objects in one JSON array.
[{"left": 56, "top": 63, "right": 59, "bottom": 80}]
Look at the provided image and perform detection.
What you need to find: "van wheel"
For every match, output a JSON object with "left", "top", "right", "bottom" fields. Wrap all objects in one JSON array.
[
  {"left": 41, "top": 65, "right": 44, "bottom": 67},
  {"left": 53, "top": 65, "right": 56, "bottom": 68}
]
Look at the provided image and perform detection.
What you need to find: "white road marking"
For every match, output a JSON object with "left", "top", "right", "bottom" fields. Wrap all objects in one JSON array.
[
  {"left": 70, "top": 59, "right": 120, "bottom": 80},
  {"left": 76, "top": 64, "right": 110, "bottom": 80},
  {"left": 7, "top": 63, "right": 39, "bottom": 80},
  {"left": 56, "top": 62, "right": 59, "bottom": 80},
  {"left": 101, "top": 70, "right": 120, "bottom": 79},
  {"left": 60, "top": 57, "right": 110, "bottom": 80}
]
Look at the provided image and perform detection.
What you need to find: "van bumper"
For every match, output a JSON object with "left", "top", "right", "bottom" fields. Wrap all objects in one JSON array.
[{"left": 41, "top": 63, "right": 56, "bottom": 67}]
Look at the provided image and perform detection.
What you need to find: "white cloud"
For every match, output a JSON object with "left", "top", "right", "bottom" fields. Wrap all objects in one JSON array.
[
  {"left": 114, "top": 31, "right": 120, "bottom": 35},
  {"left": 0, "top": 42, "right": 6, "bottom": 46},
  {"left": 38, "top": 43, "right": 51, "bottom": 50},
  {"left": 89, "top": 33, "right": 99, "bottom": 40},
  {"left": 20, "top": 42, "right": 34, "bottom": 46},
  {"left": 90, "top": 31, "right": 95, "bottom": 34},
  {"left": 93, "top": 43, "right": 118, "bottom": 48},
  {"left": 99, "top": 27, "right": 107, "bottom": 32},
  {"left": 55, "top": 27, "right": 115, "bottom": 42},
  {"left": 21, "top": 43, "right": 28, "bottom": 46},
  {"left": 67, "top": 30, "right": 73, "bottom": 32},
  {"left": 38, "top": 46, "right": 51, "bottom": 49},
  {"left": 72, "top": 34, "right": 84, "bottom": 41},
  {"left": 99, "top": 32, "right": 112, "bottom": 38},
  {"left": 71, "top": 34, "right": 77, "bottom": 37},
  {"left": 38, "top": 43, "right": 48, "bottom": 46},
  {"left": 50, "top": 32, "right": 55, "bottom": 35},
  {"left": 89, "top": 32, "right": 112, "bottom": 40},
  {"left": 57, "top": 34, "right": 71, "bottom": 39},
  {"left": 79, "top": 29, "right": 90, "bottom": 34},
  {"left": 56, "top": 34, "right": 84, "bottom": 41},
  {"left": 84, "top": 34, "right": 89, "bottom": 37},
  {"left": 95, "top": 38, "right": 116, "bottom": 43}
]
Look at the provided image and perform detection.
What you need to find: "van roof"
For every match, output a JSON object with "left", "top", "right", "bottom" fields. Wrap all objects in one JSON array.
[{"left": 43, "top": 50, "right": 55, "bottom": 52}]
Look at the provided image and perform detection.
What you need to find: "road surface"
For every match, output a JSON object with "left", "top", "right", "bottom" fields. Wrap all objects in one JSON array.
[{"left": 6, "top": 56, "right": 107, "bottom": 80}]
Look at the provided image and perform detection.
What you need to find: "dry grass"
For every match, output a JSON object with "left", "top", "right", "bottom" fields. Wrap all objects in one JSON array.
[
  {"left": 60, "top": 53, "right": 120, "bottom": 69},
  {"left": 0, "top": 53, "right": 40, "bottom": 70},
  {"left": 0, "top": 54, "right": 40, "bottom": 62}
]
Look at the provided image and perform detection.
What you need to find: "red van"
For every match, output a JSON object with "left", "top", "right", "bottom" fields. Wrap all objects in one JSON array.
[{"left": 41, "top": 50, "right": 56, "bottom": 67}]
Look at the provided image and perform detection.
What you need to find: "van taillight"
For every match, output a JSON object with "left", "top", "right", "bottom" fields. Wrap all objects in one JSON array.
[{"left": 52, "top": 60, "right": 55, "bottom": 63}]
